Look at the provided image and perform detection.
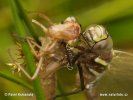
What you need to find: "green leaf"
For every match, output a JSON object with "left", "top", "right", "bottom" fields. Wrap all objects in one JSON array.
[{"left": 77, "top": 0, "right": 133, "bottom": 27}]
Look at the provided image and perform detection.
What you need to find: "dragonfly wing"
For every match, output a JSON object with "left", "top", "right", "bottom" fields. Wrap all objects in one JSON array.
[{"left": 95, "top": 50, "right": 133, "bottom": 100}]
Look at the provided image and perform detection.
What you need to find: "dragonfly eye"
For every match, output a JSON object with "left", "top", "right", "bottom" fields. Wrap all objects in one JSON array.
[{"left": 83, "top": 25, "right": 109, "bottom": 47}]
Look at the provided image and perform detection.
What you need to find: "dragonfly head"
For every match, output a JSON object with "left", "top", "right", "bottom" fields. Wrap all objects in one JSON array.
[{"left": 82, "top": 24, "right": 113, "bottom": 57}]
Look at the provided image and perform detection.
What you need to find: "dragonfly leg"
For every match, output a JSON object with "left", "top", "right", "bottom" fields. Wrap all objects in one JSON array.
[
  {"left": 62, "top": 42, "right": 74, "bottom": 70},
  {"left": 95, "top": 57, "right": 109, "bottom": 66}
]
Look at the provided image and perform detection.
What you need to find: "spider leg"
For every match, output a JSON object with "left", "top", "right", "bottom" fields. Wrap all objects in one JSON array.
[
  {"left": 9, "top": 38, "right": 58, "bottom": 80},
  {"left": 26, "top": 37, "right": 41, "bottom": 58},
  {"left": 53, "top": 62, "right": 85, "bottom": 99},
  {"left": 26, "top": 36, "right": 58, "bottom": 79},
  {"left": 26, "top": 35, "right": 58, "bottom": 59},
  {"left": 31, "top": 57, "right": 44, "bottom": 80},
  {"left": 8, "top": 49, "right": 44, "bottom": 80},
  {"left": 32, "top": 19, "right": 48, "bottom": 33},
  {"left": 28, "top": 11, "right": 54, "bottom": 25},
  {"left": 37, "top": 40, "right": 58, "bottom": 58}
]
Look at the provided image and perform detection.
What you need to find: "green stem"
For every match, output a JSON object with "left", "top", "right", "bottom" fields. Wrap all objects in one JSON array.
[
  {"left": 14, "top": 0, "right": 39, "bottom": 42},
  {"left": 0, "top": 71, "right": 33, "bottom": 91},
  {"left": 10, "top": 0, "right": 45, "bottom": 100}
]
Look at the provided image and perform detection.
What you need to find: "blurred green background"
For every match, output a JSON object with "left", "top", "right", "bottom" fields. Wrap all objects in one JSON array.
[{"left": 0, "top": 0, "right": 133, "bottom": 100}]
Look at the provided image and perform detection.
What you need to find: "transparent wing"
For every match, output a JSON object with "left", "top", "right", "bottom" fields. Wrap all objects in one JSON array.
[{"left": 95, "top": 50, "right": 133, "bottom": 100}]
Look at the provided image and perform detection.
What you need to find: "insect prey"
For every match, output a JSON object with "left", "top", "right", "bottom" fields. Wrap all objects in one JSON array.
[{"left": 8, "top": 14, "right": 81, "bottom": 100}]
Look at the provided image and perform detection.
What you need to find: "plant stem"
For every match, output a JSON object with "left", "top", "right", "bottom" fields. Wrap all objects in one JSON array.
[
  {"left": 0, "top": 71, "right": 33, "bottom": 91},
  {"left": 10, "top": 0, "right": 45, "bottom": 100},
  {"left": 15, "top": 0, "right": 39, "bottom": 43}
]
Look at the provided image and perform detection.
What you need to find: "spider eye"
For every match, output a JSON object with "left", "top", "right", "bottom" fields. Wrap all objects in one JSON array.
[
  {"left": 61, "top": 21, "right": 64, "bottom": 24},
  {"left": 64, "top": 16, "right": 76, "bottom": 23},
  {"left": 79, "top": 24, "right": 82, "bottom": 27}
]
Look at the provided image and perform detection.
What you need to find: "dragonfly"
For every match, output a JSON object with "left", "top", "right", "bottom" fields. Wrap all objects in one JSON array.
[{"left": 53, "top": 24, "right": 133, "bottom": 100}]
